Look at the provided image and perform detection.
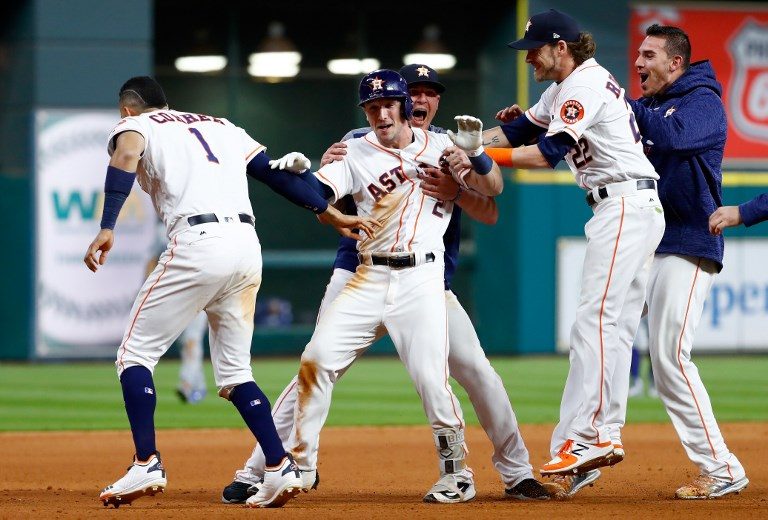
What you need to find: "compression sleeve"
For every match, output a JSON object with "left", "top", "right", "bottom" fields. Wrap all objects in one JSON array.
[
  {"left": 100, "top": 166, "right": 136, "bottom": 230},
  {"left": 246, "top": 151, "right": 330, "bottom": 214},
  {"left": 536, "top": 132, "right": 577, "bottom": 168},
  {"left": 500, "top": 115, "right": 547, "bottom": 146}
]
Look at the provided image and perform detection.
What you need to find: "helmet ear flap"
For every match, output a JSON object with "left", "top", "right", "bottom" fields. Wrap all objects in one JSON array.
[{"left": 402, "top": 96, "right": 413, "bottom": 120}]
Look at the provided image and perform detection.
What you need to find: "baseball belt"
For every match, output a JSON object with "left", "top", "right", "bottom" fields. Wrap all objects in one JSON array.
[
  {"left": 357, "top": 251, "right": 435, "bottom": 269},
  {"left": 586, "top": 178, "right": 656, "bottom": 207},
  {"left": 187, "top": 213, "right": 255, "bottom": 227}
]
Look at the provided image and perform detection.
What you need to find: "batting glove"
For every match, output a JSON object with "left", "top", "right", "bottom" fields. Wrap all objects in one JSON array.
[
  {"left": 269, "top": 152, "right": 311, "bottom": 174},
  {"left": 447, "top": 115, "right": 484, "bottom": 157}
]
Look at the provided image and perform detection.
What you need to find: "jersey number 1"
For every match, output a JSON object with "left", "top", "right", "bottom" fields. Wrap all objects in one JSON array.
[{"left": 188, "top": 128, "right": 220, "bottom": 164}]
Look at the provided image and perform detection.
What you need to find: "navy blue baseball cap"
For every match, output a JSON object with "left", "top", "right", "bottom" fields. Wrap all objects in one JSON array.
[
  {"left": 399, "top": 64, "right": 446, "bottom": 93},
  {"left": 508, "top": 9, "right": 581, "bottom": 50}
]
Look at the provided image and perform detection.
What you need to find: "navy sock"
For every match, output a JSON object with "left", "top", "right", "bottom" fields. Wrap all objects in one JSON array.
[
  {"left": 629, "top": 348, "right": 640, "bottom": 380},
  {"left": 230, "top": 382, "right": 286, "bottom": 467},
  {"left": 120, "top": 366, "right": 157, "bottom": 461}
]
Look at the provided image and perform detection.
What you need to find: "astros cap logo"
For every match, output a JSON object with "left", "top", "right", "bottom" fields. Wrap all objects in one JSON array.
[
  {"left": 369, "top": 77, "right": 384, "bottom": 90},
  {"left": 416, "top": 66, "right": 430, "bottom": 77}
]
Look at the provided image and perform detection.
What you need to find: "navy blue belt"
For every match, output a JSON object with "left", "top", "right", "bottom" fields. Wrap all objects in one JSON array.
[
  {"left": 187, "top": 213, "right": 255, "bottom": 227},
  {"left": 586, "top": 179, "right": 656, "bottom": 206}
]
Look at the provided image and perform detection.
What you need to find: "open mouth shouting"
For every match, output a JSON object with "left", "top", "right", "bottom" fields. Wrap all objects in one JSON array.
[{"left": 411, "top": 108, "right": 428, "bottom": 126}]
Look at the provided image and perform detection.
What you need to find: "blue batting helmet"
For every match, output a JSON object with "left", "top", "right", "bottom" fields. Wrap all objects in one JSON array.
[{"left": 358, "top": 69, "right": 413, "bottom": 120}]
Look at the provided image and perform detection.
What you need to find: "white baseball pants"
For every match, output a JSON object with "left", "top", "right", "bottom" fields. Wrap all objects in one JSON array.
[
  {"left": 645, "top": 254, "right": 746, "bottom": 481},
  {"left": 115, "top": 221, "right": 262, "bottom": 392},
  {"left": 236, "top": 268, "right": 534, "bottom": 487},
  {"left": 291, "top": 258, "right": 464, "bottom": 470},
  {"left": 551, "top": 188, "right": 665, "bottom": 453}
]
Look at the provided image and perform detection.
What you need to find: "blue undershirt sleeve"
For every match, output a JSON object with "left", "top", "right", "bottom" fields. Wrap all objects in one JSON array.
[
  {"left": 536, "top": 132, "right": 577, "bottom": 168},
  {"left": 246, "top": 151, "right": 330, "bottom": 214},
  {"left": 499, "top": 116, "right": 547, "bottom": 147}
]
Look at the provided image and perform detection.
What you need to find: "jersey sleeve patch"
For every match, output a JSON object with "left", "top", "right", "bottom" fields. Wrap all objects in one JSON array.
[{"left": 560, "top": 100, "right": 585, "bottom": 125}]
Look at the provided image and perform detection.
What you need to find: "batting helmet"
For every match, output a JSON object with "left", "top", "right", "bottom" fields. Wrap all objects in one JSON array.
[{"left": 358, "top": 69, "right": 413, "bottom": 120}]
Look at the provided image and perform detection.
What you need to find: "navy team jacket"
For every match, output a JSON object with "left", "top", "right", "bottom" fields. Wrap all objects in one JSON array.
[
  {"left": 628, "top": 60, "right": 726, "bottom": 270},
  {"left": 740, "top": 194, "right": 768, "bottom": 227}
]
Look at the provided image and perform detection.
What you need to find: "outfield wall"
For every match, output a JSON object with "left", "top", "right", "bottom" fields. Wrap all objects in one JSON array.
[{"left": 1, "top": 1, "right": 767, "bottom": 359}]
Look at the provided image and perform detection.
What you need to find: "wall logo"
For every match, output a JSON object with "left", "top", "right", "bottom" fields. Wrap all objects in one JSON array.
[
  {"left": 35, "top": 110, "right": 156, "bottom": 359},
  {"left": 729, "top": 20, "right": 768, "bottom": 142}
]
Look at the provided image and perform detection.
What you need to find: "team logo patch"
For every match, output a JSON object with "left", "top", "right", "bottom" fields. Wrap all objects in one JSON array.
[
  {"left": 560, "top": 100, "right": 585, "bottom": 124},
  {"left": 416, "top": 66, "right": 430, "bottom": 77},
  {"left": 664, "top": 106, "right": 676, "bottom": 118},
  {"left": 728, "top": 21, "right": 768, "bottom": 141}
]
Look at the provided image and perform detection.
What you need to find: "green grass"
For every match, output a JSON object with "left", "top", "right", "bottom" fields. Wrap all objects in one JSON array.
[{"left": 0, "top": 355, "right": 766, "bottom": 431}]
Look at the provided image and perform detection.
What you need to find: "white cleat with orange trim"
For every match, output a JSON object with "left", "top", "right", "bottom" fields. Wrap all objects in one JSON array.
[
  {"left": 604, "top": 443, "right": 625, "bottom": 466},
  {"left": 540, "top": 439, "right": 614, "bottom": 475}
]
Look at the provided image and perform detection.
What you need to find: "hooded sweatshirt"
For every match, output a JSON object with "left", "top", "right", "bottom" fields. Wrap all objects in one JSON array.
[
  {"left": 628, "top": 60, "right": 726, "bottom": 270},
  {"left": 739, "top": 193, "right": 768, "bottom": 227}
]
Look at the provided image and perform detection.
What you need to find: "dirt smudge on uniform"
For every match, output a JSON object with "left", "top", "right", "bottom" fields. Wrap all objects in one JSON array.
[
  {"left": 293, "top": 360, "right": 319, "bottom": 457},
  {"left": 343, "top": 265, "right": 369, "bottom": 293},
  {"left": 239, "top": 280, "right": 259, "bottom": 323},
  {"left": 362, "top": 191, "right": 408, "bottom": 251}
]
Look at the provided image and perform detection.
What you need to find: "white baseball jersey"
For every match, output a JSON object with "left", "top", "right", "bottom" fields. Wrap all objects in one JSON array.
[
  {"left": 314, "top": 127, "right": 453, "bottom": 253},
  {"left": 525, "top": 58, "right": 658, "bottom": 190},
  {"left": 107, "top": 109, "right": 262, "bottom": 236}
]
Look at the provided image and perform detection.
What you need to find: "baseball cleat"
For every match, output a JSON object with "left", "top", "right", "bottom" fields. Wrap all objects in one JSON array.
[
  {"left": 542, "top": 469, "right": 601, "bottom": 500},
  {"left": 504, "top": 478, "right": 550, "bottom": 500},
  {"left": 423, "top": 469, "right": 476, "bottom": 504},
  {"left": 176, "top": 387, "right": 206, "bottom": 404},
  {"left": 675, "top": 475, "right": 749, "bottom": 499},
  {"left": 245, "top": 454, "right": 302, "bottom": 508},
  {"left": 221, "top": 479, "right": 258, "bottom": 504},
  {"left": 540, "top": 439, "right": 614, "bottom": 475},
  {"left": 300, "top": 468, "right": 320, "bottom": 492},
  {"left": 243, "top": 468, "right": 320, "bottom": 498},
  {"left": 604, "top": 443, "right": 625, "bottom": 466},
  {"left": 99, "top": 452, "right": 167, "bottom": 508}
]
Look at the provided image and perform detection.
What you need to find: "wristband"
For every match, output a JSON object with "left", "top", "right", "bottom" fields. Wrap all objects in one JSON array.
[
  {"left": 485, "top": 147, "right": 514, "bottom": 167},
  {"left": 100, "top": 166, "right": 137, "bottom": 230},
  {"left": 468, "top": 151, "right": 493, "bottom": 175}
]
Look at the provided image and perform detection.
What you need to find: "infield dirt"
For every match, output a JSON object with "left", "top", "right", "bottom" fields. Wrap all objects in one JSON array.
[{"left": 1, "top": 423, "right": 765, "bottom": 519}]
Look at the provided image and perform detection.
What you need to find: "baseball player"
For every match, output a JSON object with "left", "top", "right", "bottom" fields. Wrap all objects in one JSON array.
[
  {"left": 481, "top": 9, "right": 665, "bottom": 497},
  {"left": 627, "top": 316, "right": 655, "bottom": 398},
  {"left": 710, "top": 193, "right": 768, "bottom": 233},
  {"left": 623, "top": 24, "right": 748, "bottom": 499},
  {"left": 176, "top": 311, "right": 208, "bottom": 403},
  {"left": 234, "top": 69, "right": 502, "bottom": 506},
  {"left": 147, "top": 221, "right": 208, "bottom": 404},
  {"left": 222, "top": 64, "right": 548, "bottom": 504},
  {"left": 85, "top": 76, "right": 375, "bottom": 508}
]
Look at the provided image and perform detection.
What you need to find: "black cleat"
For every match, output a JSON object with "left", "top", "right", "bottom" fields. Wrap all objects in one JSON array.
[
  {"left": 221, "top": 480, "right": 257, "bottom": 504},
  {"left": 505, "top": 478, "right": 550, "bottom": 500}
]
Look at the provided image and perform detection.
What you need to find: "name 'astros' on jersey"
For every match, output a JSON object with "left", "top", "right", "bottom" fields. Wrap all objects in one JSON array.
[
  {"left": 313, "top": 127, "right": 454, "bottom": 255},
  {"left": 107, "top": 109, "right": 261, "bottom": 236}
]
